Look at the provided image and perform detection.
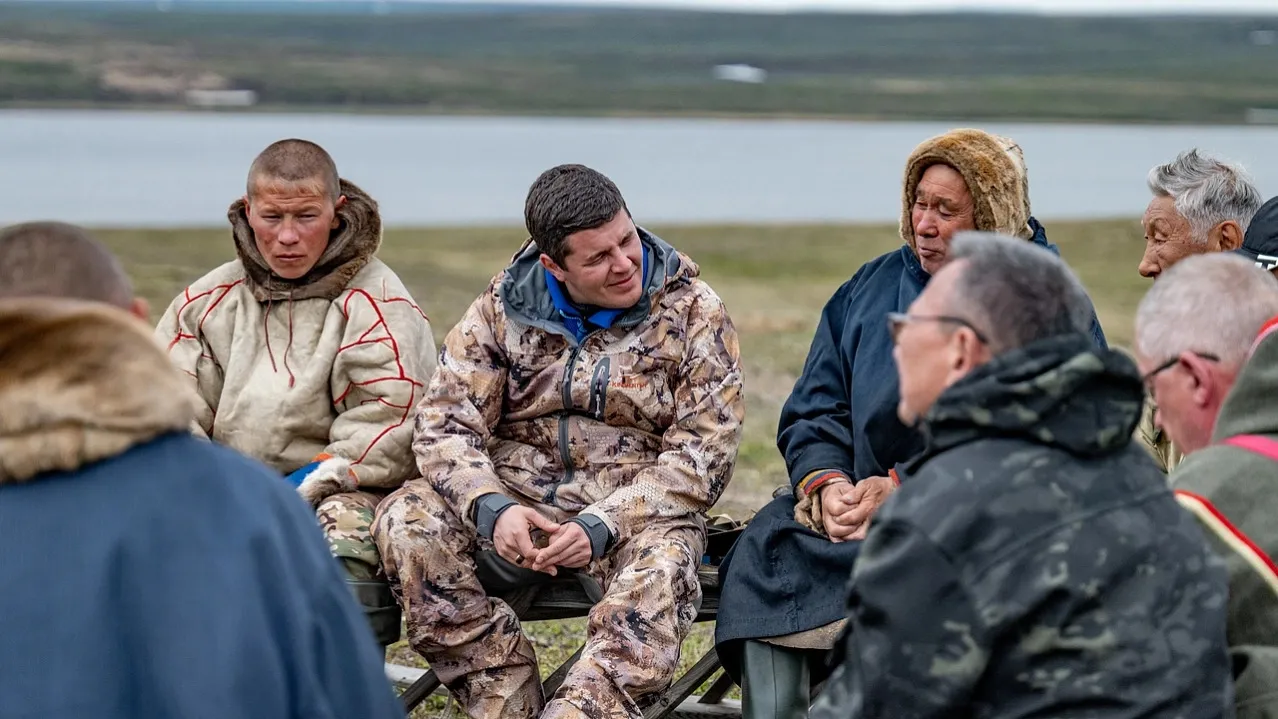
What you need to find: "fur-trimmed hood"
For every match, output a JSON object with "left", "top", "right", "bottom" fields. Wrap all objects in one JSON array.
[
  {"left": 899, "top": 128, "right": 1033, "bottom": 250},
  {"left": 228, "top": 178, "right": 383, "bottom": 302},
  {"left": 0, "top": 298, "right": 194, "bottom": 485}
]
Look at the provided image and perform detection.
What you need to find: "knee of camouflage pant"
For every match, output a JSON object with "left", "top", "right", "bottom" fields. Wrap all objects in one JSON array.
[
  {"left": 316, "top": 491, "right": 382, "bottom": 581},
  {"left": 371, "top": 480, "right": 475, "bottom": 582},
  {"left": 585, "top": 528, "right": 704, "bottom": 695}
]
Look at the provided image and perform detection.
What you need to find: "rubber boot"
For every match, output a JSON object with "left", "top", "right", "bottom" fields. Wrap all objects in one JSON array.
[
  {"left": 347, "top": 578, "right": 403, "bottom": 648},
  {"left": 740, "top": 640, "right": 811, "bottom": 719}
]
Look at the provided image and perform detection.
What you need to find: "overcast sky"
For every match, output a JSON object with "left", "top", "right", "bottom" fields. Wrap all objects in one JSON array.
[{"left": 428, "top": 0, "right": 1278, "bottom": 13}]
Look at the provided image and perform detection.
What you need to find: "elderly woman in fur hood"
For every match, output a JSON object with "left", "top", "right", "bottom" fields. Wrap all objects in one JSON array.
[
  {"left": 714, "top": 128, "right": 1110, "bottom": 718},
  {"left": 156, "top": 138, "right": 437, "bottom": 644}
]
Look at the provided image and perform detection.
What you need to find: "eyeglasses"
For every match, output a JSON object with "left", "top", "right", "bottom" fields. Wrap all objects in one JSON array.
[
  {"left": 1140, "top": 352, "right": 1221, "bottom": 384},
  {"left": 887, "top": 311, "right": 989, "bottom": 345}
]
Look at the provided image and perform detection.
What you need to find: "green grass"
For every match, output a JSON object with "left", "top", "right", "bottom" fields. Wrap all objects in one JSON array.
[{"left": 99, "top": 218, "right": 1152, "bottom": 715}]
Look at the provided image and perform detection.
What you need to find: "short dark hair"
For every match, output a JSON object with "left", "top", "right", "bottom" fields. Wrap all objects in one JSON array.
[
  {"left": 0, "top": 221, "right": 134, "bottom": 309},
  {"left": 946, "top": 231, "right": 1093, "bottom": 355},
  {"left": 247, "top": 138, "right": 341, "bottom": 201},
  {"left": 524, "top": 164, "right": 628, "bottom": 264}
]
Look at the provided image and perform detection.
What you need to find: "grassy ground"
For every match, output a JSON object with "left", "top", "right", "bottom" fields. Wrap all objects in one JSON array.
[{"left": 98, "top": 218, "right": 1151, "bottom": 715}]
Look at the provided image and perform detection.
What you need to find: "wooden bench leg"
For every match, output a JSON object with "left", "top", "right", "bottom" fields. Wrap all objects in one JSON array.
[
  {"left": 641, "top": 648, "right": 723, "bottom": 719},
  {"left": 542, "top": 644, "right": 585, "bottom": 697},
  {"left": 696, "top": 671, "right": 735, "bottom": 705},
  {"left": 399, "top": 668, "right": 442, "bottom": 713}
]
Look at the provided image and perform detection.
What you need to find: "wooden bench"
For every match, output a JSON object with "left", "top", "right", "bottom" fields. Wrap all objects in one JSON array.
[{"left": 392, "top": 521, "right": 744, "bottom": 718}]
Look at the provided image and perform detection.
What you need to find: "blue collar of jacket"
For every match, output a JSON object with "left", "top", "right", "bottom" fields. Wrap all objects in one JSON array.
[
  {"left": 544, "top": 246, "right": 649, "bottom": 343},
  {"left": 500, "top": 227, "right": 682, "bottom": 345}
]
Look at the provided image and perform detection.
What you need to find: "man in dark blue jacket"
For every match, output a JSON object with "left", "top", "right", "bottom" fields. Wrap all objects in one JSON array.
[
  {"left": 0, "top": 221, "right": 404, "bottom": 719},
  {"left": 715, "top": 129, "right": 1109, "bottom": 718},
  {"left": 810, "top": 231, "right": 1233, "bottom": 717}
]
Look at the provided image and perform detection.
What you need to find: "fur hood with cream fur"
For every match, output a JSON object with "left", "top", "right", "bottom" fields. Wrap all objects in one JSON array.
[
  {"left": 899, "top": 128, "right": 1034, "bottom": 250},
  {"left": 0, "top": 298, "right": 193, "bottom": 485},
  {"left": 228, "top": 177, "right": 382, "bottom": 303}
]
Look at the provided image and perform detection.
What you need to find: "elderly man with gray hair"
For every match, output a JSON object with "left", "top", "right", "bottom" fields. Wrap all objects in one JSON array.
[
  {"left": 810, "top": 231, "right": 1233, "bottom": 718},
  {"left": 1140, "top": 148, "right": 1263, "bottom": 279},
  {"left": 1137, "top": 148, "right": 1264, "bottom": 473},
  {"left": 1135, "top": 252, "right": 1278, "bottom": 715}
]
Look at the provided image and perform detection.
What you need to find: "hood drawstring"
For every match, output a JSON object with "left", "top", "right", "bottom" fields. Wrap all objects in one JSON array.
[
  {"left": 260, "top": 282, "right": 298, "bottom": 388},
  {"left": 263, "top": 292, "right": 278, "bottom": 372},
  {"left": 284, "top": 288, "right": 297, "bottom": 388}
]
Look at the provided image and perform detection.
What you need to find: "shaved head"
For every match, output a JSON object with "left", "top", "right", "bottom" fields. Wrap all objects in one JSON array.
[
  {"left": 0, "top": 221, "right": 135, "bottom": 310},
  {"left": 247, "top": 138, "right": 341, "bottom": 201}
]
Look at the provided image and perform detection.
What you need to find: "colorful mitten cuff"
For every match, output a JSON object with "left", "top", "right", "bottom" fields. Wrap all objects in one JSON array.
[
  {"left": 796, "top": 469, "right": 850, "bottom": 497},
  {"left": 289, "top": 453, "right": 358, "bottom": 508}
]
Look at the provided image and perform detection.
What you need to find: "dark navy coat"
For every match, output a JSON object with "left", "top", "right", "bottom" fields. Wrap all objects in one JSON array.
[
  {"left": 715, "top": 219, "right": 1108, "bottom": 683},
  {"left": 0, "top": 432, "right": 405, "bottom": 719}
]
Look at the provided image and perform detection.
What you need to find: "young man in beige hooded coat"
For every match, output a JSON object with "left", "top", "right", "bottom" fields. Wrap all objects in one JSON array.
[{"left": 156, "top": 139, "right": 437, "bottom": 643}]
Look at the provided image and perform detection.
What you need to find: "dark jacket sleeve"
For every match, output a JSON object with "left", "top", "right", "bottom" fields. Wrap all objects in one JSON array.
[
  {"left": 810, "top": 518, "right": 988, "bottom": 718},
  {"left": 778, "top": 278, "right": 857, "bottom": 488},
  {"left": 1087, "top": 307, "right": 1108, "bottom": 350}
]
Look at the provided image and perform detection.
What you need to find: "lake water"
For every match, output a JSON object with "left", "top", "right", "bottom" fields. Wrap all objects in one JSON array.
[{"left": 5, "top": 109, "right": 1278, "bottom": 228}]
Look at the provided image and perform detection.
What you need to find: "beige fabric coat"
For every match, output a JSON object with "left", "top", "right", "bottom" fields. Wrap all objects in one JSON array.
[{"left": 156, "top": 179, "right": 437, "bottom": 494}]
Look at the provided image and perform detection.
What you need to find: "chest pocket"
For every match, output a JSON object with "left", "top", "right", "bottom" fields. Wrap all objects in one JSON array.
[{"left": 571, "top": 349, "right": 676, "bottom": 433}]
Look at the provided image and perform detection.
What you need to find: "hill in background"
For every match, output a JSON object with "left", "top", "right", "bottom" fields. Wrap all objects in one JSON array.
[{"left": 2, "top": 0, "right": 1278, "bottom": 123}]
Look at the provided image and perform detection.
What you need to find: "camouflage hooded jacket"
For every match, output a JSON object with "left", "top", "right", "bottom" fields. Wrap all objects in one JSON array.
[
  {"left": 415, "top": 229, "right": 744, "bottom": 547},
  {"left": 811, "top": 333, "right": 1235, "bottom": 718}
]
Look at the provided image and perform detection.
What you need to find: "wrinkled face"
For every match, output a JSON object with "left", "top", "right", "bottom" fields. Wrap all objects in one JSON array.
[
  {"left": 541, "top": 211, "right": 644, "bottom": 310},
  {"left": 1135, "top": 348, "right": 1234, "bottom": 455},
  {"left": 245, "top": 177, "right": 344, "bottom": 280},
  {"left": 1139, "top": 196, "right": 1205, "bottom": 280},
  {"left": 911, "top": 164, "right": 977, "bottom": 276},
  {"left": 892, "top": 261, "right": 991, "bottom": 424}
]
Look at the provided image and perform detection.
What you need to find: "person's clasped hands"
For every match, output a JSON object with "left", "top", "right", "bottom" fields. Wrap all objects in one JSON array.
[
  {"left": 492, "top": 506, "right": 594, "bottom": 575},
  {"left": 820, "top": 475, "right": 896, "bottom": 542}
]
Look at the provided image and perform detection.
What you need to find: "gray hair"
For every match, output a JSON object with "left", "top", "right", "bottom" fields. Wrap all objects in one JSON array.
[
  {"left": 945, "top": 231, "right": 1094, "bottom": 355},
  {"left": 1147, "top": 149, "right": 1263, "bottom": 243},
  {"left": 1135, "top": 252, "right": 1278, "bottom": 370}
]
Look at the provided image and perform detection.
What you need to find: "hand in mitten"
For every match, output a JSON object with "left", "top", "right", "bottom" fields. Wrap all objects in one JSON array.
[{"left": 288, "top": 453, "right": 358, "bottom": 508}]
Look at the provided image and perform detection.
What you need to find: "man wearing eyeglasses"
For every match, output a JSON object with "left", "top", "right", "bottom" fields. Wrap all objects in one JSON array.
[
  {"left": 1134, "top": 251, "right": 1278, "bottom": 714},
  {"left": 810, "top": 231, "right": 1233, "bottom": 718}
]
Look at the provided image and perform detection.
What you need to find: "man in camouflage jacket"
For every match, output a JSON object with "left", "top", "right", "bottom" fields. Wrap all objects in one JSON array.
[
  {"left": 374, "top": 164, "right": 744, "bottom": 719},
  {"left": 811, "top": 231, "right": 1234, "bottom": 718}
]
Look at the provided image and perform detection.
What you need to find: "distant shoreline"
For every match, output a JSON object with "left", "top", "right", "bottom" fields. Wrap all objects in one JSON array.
[
  {"left": 4, "top": 5, "right": 1277, "bottom": 128},
  {"left": 1, "top": 101, "right": 1272, "bottom": 128}
]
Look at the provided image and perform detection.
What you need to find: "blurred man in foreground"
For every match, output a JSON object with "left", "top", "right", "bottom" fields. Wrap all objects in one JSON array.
[
  {"left": 812, "top": 231, "right": 1234, "bottom": 717},
  {"left": 1137, "top": 148, "right": 1264, "bottom": 472},
  {"left": 1134, "top": 251, "right": 1278, "bottom": 715},
  {"left": 0, "top": 221, "right": 404, "bottom": 719}
]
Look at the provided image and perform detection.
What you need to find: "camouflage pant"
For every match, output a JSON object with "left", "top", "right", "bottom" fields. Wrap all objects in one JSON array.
[
  {"left": 374, "top": 480, "right": 706, "bottom": 719},
  {"left": 317, "top": 490, "right": 384, "bottom": 581}
]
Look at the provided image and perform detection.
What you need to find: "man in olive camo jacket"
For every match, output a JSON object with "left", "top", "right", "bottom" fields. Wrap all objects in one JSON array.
[{"left": 811, "top": 231, "right": 1234, "bottom": 718}]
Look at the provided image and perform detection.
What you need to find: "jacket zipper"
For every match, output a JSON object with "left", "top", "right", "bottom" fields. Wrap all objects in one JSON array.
[
  {"left": 558, "top": 343, "right": 583, "bottom": 486},
  {"left": 588, "top": 358, "right": 610, "bottom": 421}
]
